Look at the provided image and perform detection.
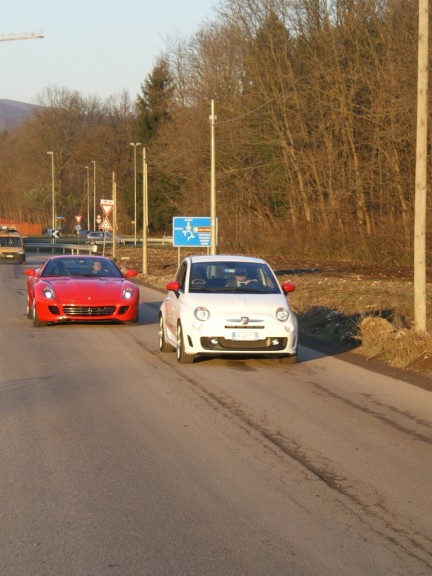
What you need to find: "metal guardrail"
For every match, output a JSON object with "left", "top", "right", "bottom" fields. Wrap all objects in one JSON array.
[
  {"left": 24, "top": 243, "right": 98, "bottom": 255},
  {"left": 132, "top": 237, "right": 173, "bottom": 246},
  {"left": 24, "top": 237, "right": 173, "bottom": 254}
]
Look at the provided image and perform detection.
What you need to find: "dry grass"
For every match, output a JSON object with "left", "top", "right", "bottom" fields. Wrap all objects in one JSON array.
[
  {"left": 115, "top": 245, "right": 432, "bottom": 378},
  {"left": 285, "top": 271, "right": 432, "bottom": 377}
]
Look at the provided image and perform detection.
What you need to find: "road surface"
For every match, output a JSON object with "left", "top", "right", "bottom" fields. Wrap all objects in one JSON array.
[{"left": 0, "top": 255, "right": 431, "bottom": 575}]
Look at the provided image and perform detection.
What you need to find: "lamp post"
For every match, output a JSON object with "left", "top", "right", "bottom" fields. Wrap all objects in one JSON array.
[
  {"left": 129, "top": 142, "right": 141, "bottom": 246},
  {"left": 47, "top": 151, "right": 55, "bottom": 241},
  {"left": 142, "top": 147, "right": 148, "bottom": 274},
  {"left": 91, "top": 160, "right": 96, "bottom": 231},
  {"left": 85, "top": 165, "right": 90, "bottom": 229}
]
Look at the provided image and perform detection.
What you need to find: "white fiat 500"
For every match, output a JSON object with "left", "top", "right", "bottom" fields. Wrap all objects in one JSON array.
[{"left": 159, "top": 255, "right": 298, "bottom": 364}]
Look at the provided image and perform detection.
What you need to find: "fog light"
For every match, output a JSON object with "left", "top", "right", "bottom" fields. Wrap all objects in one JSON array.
[{"left": 210, "top": 338, "right": 219, "bottom": 346}]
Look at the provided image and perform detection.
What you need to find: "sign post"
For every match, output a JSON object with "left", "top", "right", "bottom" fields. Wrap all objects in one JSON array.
[{"left": 173, "top": 217, "right": 215, "bottom": 266}]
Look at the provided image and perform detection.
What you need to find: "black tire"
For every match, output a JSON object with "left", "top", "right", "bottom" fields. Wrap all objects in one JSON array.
[
  {"left": 176, "top": 323, "right": 194, "bottom": 364},
  {"left": 27, "top": 299, "right": 33, "bottom": 319},
  {"left": 279, "top": 354, "right": 297, "bottom": 365},
  {"left": 159, "top": 315, "right": 175, "bottom": 352},
  {"left": 124, "top": 310, "right": 139, "bottom": 326},
  {"left": 33, "top": 307, "right": 47, "bottom": 327}
]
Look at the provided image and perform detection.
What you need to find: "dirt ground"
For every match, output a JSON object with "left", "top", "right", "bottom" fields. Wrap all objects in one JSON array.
[{"left": 113, "top": 245, "right": 432, "bottom": 381}]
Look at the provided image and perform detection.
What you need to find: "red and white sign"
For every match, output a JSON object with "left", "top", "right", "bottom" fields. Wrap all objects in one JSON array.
[
  {"left": 75, "top": 215, "right": 82, "bottom": 223},
  {"left": 100, "top": 199, "right": 114, "bottom": 231}
]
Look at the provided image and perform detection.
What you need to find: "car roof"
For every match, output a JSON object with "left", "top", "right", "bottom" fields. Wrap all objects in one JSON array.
[
  {"left": 47, "top": 254, "right": 111, "bottom": 261},
  {"left": 186, "top": 255, "right": 268, "bottom": 265}
]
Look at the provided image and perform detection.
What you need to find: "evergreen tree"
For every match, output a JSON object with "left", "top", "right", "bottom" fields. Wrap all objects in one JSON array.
[
  {"left": 134, "top": 58, "right": 178, "bottom": 233},
  {"left": 135, "top": 58, "right": 175, "bottom": 143}
]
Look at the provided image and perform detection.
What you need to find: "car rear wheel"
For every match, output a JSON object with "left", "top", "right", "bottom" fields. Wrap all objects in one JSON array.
[
  {"left": 27, "top": 299, "right": 33, "bottom": 319},
  {"left": 176, "top": 323, "right": 194, "bottom": 364},
  {"left": 159, "top": 315, "right": 175, "bottom": 352}
]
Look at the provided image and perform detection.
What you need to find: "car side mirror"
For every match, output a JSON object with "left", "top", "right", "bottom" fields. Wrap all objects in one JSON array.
[
  {"left": 281, "top": 281, "right": 296, "bottom": 294},
  {"left": 165, "top": 280, "right": 181, "bottom": 292},
  {"left": 24, "top": 269, "right": 38, "bottom": 277}
]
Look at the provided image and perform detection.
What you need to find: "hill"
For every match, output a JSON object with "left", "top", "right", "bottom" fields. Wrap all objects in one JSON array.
[{"left": 0, "top": 99, "right": 35, "bottom": 130}]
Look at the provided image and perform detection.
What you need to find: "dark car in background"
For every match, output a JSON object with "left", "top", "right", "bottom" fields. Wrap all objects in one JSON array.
[{"left": 85, "top": 231, "right": 126, "bottom": 246}]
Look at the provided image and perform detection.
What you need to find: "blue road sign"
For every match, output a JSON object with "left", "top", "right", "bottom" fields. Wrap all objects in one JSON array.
[{"left": 173, "top": 217, "right": 213, "bottom": 247}]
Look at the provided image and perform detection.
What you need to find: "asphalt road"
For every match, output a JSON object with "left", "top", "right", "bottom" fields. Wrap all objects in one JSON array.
[{"left": 1, "top": 255, "right": 431, "bottom": 576}]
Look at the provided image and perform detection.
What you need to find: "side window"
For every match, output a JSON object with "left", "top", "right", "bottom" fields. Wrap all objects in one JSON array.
[{"left": 175, "top": 263, "right": 187, "bottom": 290}]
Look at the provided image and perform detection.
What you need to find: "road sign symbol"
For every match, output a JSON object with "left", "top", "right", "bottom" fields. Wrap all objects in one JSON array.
[
  {"left": 100, "top": 200, "right": 114, "bottom": 230},
  {"left": 173, "top": 217, "right": 214, "bottom": 247}
]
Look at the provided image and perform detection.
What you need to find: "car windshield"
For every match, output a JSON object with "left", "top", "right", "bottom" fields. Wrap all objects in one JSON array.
[
  {"left": 188, "top": 261, "right": 280, "bottom": 294},
  {"left": 0, "top": 237, "right": 22, "bottom": 247},
  {"left": 41, "top": 257, "right": 123, "bottom": 278}
]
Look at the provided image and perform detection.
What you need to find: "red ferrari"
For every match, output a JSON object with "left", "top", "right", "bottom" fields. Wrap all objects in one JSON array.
[{"left": 25, "top": 255, "right": 140, "bottom": 327}]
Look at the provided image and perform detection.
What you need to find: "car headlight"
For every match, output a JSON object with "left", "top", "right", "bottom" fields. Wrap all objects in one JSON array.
[
  {"left": 42, "top": 286, "right": 56, "bottom": 300},
  {"left": 194, "top": 306, "right": 210, "bottom": 321},
  {"left": 276, "top": 307, "right": 289, "bottom": 322},
  {"left": 122, "top": 288, "right": 134, "bottom": 300}
]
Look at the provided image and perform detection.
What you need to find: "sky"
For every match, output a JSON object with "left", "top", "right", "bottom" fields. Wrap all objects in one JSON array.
[{"left": 1, "top": 0, "right": 216, "bottom": 104}]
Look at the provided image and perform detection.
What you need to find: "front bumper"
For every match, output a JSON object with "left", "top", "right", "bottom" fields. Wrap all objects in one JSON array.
[
  {"left": 35, "top": 300, "right": 138, "bottom": 323},
  {"left": 182, "top": 318, "right": 298, "bottom": 357},
  {"left": 0, "top": 252, "right": 25, "bottom": 263}
]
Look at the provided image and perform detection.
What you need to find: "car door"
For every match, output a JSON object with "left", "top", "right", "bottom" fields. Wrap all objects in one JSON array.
[{"left": 165, "top": 261, "right": 187, "bottom": 337}]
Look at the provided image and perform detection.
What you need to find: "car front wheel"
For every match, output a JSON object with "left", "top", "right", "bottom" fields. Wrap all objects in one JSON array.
[
  {"left": 124, "top": 310, "right": 139, "bottom": 326},
  {"left": 33, "top": 306, "right": 47, "bottom": 327},
  {"left": 176, "top": 323, "right": 194, "bottom": 364},
  {"left": 159, "top": 315, "right": 175, "bottom": 352},
  {"left": 279, "top": 354, "right": 297, "bottom": 365}
]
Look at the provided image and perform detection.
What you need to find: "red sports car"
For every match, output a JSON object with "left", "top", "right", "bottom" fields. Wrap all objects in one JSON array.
[{"left": 25, "top": 255, "right": 140, "bottom": 327}]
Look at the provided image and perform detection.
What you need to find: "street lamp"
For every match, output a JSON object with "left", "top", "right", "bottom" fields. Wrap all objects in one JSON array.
[
  {"left": 47, "top": 151, "right": 55, "bottom": 240},
  {"left": 85, "top": 165, "right": 90, "bottom": 229},
  {"left": 91, "top": 160, "right": 96, "bottom": 231},
  {"left": 130, "top": 142, "right": 141, "bottom": 246},
  {"left": 142, "top": 147, "right": 148, "bottom": 274}
]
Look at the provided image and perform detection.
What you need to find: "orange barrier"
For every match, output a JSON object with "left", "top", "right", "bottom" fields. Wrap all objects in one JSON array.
[{"left": 0, "top": 220, "right": 42, "bottom": 236}]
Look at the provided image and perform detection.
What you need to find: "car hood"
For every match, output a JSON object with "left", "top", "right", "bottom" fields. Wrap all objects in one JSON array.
[
  {"left": 46, "top": 277, "right": 129, "bottom": 301},
  {"left": 180, "top": 292, "right": 290, "bottom": 314}
]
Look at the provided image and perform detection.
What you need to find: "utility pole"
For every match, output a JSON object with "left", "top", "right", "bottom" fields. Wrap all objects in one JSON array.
[
  {"left": 414, "top": 0, "right": 429, "bottom": 335},
  {"left": 130, "top": 142, "right": 141, "bottom": 246},
  {"left": 210, "top": 99, "right": 217, "bottom": 255},
  {"left": 85, "top": 165, "right": 90, "bottom": 230},
  {"left": 47, "top": 151, "right": 55, "bottom": 242},
  {"left": 91, "top": 160, "right": 96, "bottom": 231},
  {"left": 112, "top": 172, "right": 117, "bottom": 260}
]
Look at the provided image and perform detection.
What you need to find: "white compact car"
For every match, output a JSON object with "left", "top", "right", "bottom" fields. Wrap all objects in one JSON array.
[{"left": 159, "top": 255, "right": 298, "bottom": 364}]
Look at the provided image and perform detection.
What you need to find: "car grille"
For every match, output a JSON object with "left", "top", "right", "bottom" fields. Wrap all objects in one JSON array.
[
  {"left": 201, "top": 337, "right": 287, "bottom": 351},
  {"left": 62, "top": 305, "right": 116, "bottom": 317}
]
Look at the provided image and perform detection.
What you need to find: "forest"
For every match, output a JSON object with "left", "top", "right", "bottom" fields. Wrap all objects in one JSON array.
[{"left": 0, "top": 0, "right": 428, "bottom": 266}]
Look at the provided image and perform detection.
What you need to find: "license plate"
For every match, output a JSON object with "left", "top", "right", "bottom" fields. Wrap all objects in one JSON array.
[{"left": 231, "top": 331, "right": 260, "bottom": 341}]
